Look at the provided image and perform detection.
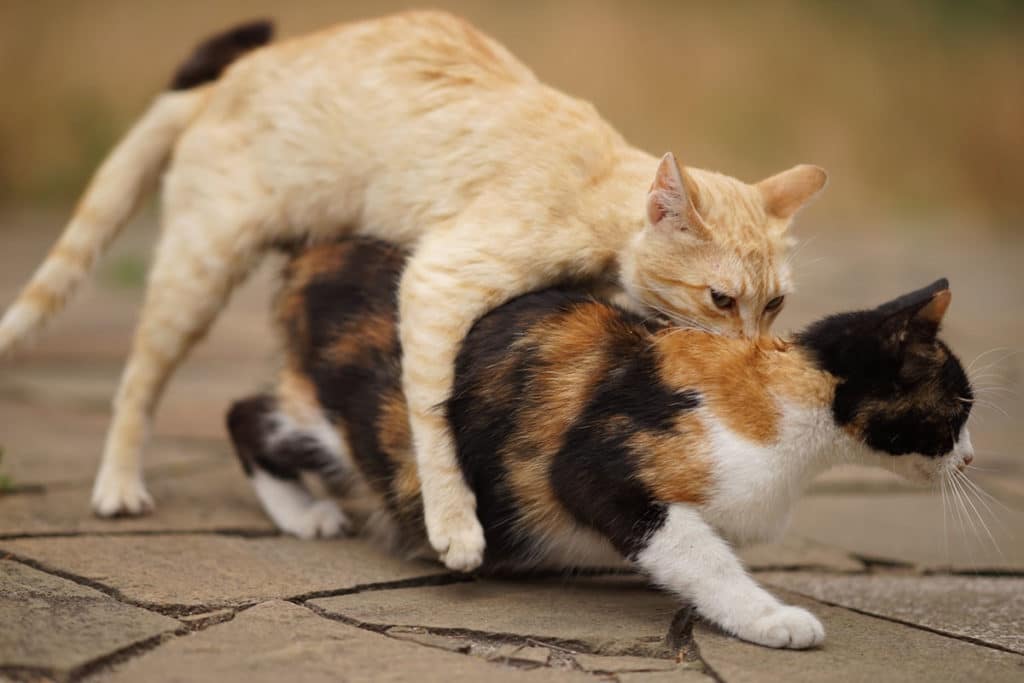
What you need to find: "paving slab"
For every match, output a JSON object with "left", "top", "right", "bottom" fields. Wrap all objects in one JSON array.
[
  {"left": 0, "top": 464, "right": 274, "bottom": 537},
  {"left": 0, "top": 396, "right": 224, "bottom": 489},
  {"left": 95, "top": 600, "right": 594, "bottom": 682},
  {"left": 572, "top": 653, "right": 680, "bottom": 673},
  {"left": 759, "top": 572, "right": 1024, "bottom": 654},
  {"left": 617, "top": 673, "right": 710, "bottom": 683},
  {"left": 385, "top": 627, "right": 473, "bottom": 653},
  {"left": 740, "top": 537, "right": 864, "bottom": 572},
  {"left": 695, "top": 589, "right": 1024, "bottom": 683},
  {"left": 0, "top": 559, "right": 178, "bottom": 674},
  {"left": 1, "top": 358, "right": 275, "bottom": 443},
  {"left": 312, "top": 576, "right": 681, "bottom": 657},
  {"left": 806, "top": 464, "right": 919, "bottom": 495},
  {"left": 481, "top": 643, "right": 551, "bottom": 665},
  {"left": 0, "top": 535, "right": 442, "bottom": 608},
  {"left": 788, "top": 492, "right": 1024, "bottom": 570},
  {"left": 974, "top": 471, "right": 1024, "bottom": 508}
]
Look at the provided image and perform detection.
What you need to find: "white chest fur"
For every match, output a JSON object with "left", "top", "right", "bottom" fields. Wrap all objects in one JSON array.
[{"left": 699, "top": 403, "right": 849, "bottom": 546}]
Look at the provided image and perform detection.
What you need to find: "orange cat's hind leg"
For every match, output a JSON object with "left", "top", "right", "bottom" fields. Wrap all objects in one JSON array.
[{"left": 91, "top": 213, "right": 259, "bottom": 516}]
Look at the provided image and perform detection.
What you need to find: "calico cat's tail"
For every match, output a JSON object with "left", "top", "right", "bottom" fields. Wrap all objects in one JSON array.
[{"left": 0, "top": 20, "right": 274, "bottom": 355}]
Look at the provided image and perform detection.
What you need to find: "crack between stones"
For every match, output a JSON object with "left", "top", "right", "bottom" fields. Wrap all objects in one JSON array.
[
  {"left": 69, "top": 630, "right": 184, "bottom": 682},
  {"left": 806, "top": 596, "right": 1024, "bottom": 657},
  {"left": 0, "top": 549, "right": 260, "bottom": 618},
  {"left": 0, "top": 527, "right": 279, "bottom": 541},
  {"left": 295, "top": 598, "right": 704, "bottom": 679},
  {"left": 300, "top": 601, "right": 585, "bottom": 658},
  {"left": 0, "top": 561, "right": 489, "bottom": 680},
  {"left": 287, "top": 571, "right": 472, "bottom": 603},
  {"left": 924, "top": 567, "right": 1024, "bottom": 578},
  {"left": 0, "top": 612, "right": 244, "bottom": 682},
  {"left": 847, "top": 553, "right": 917, "bottom": 571}
]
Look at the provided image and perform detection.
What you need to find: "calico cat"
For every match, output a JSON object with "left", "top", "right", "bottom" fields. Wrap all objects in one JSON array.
[
  {"left": 0, "top": 14, "right": 827, "bottom": 571},
  {"left": 228, "top": 239, "right": 974, "bottom": 650}
]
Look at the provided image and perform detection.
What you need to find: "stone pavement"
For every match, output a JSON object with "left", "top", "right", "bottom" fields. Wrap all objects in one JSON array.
[{"left": 1, "top": 212, "right": 1023, "bottom": 681}]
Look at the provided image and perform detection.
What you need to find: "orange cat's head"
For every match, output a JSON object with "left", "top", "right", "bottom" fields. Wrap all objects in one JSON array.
[{"left": 621, "top": 153, "right": 826, "bottom": 339}]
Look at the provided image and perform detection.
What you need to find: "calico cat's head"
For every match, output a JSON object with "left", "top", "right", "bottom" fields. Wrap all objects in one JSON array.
[
  {"left": 797, "top": 279, "right": 974, "bottom": 483},
  {"left": 621, "top": 153, "right": 827, "bottom": 339}
]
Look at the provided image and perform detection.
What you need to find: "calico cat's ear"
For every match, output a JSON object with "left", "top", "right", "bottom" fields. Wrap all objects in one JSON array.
[
  {"left": 876, "top": 278, "right": 951, "bottom": 343},
  {"left": 646, "top": 152, "right": 708, "bottom": 237},
  {"left": 757, "top": 164, "right": 828, "bottom": 220}
]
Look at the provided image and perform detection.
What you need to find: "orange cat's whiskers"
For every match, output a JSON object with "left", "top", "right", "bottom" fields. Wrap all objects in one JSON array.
[
  {"left": 630, "top": 283, "right": 716, "bottom": 334},
  {"left": 782, "top": 235, "right": 817, "bottom": 270}
]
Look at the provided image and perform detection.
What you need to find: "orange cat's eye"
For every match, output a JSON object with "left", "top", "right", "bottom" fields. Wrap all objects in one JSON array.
[
  {"left": 710, "top": 289, "right": 735, "bottom": 310},
  {"left": 765, "top": 295, "right": 785, "bottom": 312}
]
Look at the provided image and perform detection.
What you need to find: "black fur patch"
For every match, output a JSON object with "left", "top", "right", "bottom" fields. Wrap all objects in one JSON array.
[
  {"left": 448, "top": 292, "right": 585, "bottom": 564},
  {"left": 797, "top": 279, "right": 972, "bottom": 457},
  {"left": 170, "top": 20, "right": 274, "bottom": 91},
  {"left": 547, "top": 350, "right": 698, "bottom": 558},
  {"left": 295, "top": 242, "right": 406, "bottom": 512},
  {"left": 227, "top": 393, "right": 345, "bottom": 481},
  {"left": 449, "top": 291, "right": 699, "bottom": 561}
]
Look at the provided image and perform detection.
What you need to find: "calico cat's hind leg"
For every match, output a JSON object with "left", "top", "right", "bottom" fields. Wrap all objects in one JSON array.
[{"left": 226, "top": 394, "right": 352, "bottom": 539}]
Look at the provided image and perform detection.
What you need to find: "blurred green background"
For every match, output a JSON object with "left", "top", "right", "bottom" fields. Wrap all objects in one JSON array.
[{"left": 1, "top": 0, "right": 1022, "bottom": 229}]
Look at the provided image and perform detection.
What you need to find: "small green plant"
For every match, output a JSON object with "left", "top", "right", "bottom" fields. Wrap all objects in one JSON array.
[
  {"left": 103, "top": 254, "right": 149, "bottom": 290},
  {"left": 0, "top": 447, "right": 12, "bottom": 492}
]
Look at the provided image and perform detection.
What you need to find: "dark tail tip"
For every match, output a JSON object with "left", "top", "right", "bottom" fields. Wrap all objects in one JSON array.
[{"left": 170, "top": 19, "right": 275, "bottom": 91}]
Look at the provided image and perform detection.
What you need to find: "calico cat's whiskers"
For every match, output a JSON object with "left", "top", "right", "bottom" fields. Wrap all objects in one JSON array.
[
  {"left": 939, "top": 475, "right": 952, "bottom": 565},
  {"left": 970, "top": 398, "right": 1010, "bottom": 419},
  {"left": 946, "top": 467, "right": 1007, "bottom": 561},
  {"left": 946, "top": 471, "right": 983, "bottom": 557},
  {"left": 965, "top": 347, "right": 1020, "bottom": 375},
  {"left": 966, "top": 349, "right": 1021, "bottom": 403},
  {"left": 955, "top": 467, "right": 1014, "bottom": 519},
  {"left": 944, "top": 471, "right": 971, "bottom": 559}
]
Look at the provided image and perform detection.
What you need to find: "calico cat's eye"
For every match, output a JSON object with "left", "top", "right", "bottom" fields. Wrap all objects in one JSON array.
[
  {"left": 765, "top": 295, "right": 785, "bottom": 313},
  {"left": 710, "top": 289, "right": 735, "bottom": 310}
]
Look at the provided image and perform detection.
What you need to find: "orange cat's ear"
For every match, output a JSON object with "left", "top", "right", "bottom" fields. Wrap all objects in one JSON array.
[
  {"left": 757, "top": 164, "right": 828, "bottom": 220},
  {"left": 646, "top": 152, "right": 707, "bottom": 236}
]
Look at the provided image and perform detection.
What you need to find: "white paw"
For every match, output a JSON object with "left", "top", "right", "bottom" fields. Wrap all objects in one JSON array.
[
  {"left": 426, "top": 507, "right": 486, "bottom": 572},
  {"left": 739, "top": 605, "right": 825, "bottom": 649},
  {"left": 91, "top": 468, "right": 154, "bottom": 517},
  {"left": 286, "top": 500, "right": 352, "bottom": 540}
]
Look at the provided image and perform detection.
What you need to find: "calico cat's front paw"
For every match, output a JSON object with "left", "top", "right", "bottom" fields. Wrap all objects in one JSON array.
[
  {"left": 425, "top": 503, "right": 486, "bottom": 572},
  {"left": 288, "top": 500, "right": 352, "bottom": 540},
  {"left": 738, "top": 605, "right": 825, "bottom": 649}
]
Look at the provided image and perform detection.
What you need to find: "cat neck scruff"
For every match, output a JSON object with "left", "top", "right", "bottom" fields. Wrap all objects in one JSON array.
[
  {"left": 229, "top": 239, "right": 975, "bottom": 650},
  {"left": 0, "top": 13, "right": 827, "bottom": 570}
]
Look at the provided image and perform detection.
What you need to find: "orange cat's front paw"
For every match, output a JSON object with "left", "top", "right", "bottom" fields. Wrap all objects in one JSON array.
[{"left": 91, "top": 466, "right": 154, "bottom": 518}]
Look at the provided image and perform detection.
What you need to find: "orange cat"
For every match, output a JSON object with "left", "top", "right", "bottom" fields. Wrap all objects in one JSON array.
[{"left": 0, "top": 14, "right": 826, "bottom": 570}]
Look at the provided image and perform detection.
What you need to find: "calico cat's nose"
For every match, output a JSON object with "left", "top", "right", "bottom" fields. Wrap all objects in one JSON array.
[{"left": 953, "top": 426, "right": 974, "bottom": 471}]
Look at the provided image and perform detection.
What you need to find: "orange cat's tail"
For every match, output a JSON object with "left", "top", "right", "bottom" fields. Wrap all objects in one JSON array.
[{"left": 0, "top": 20, "right": 274, "bottom": 356}]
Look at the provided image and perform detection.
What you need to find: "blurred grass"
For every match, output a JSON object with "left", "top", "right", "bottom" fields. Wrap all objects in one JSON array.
[
  {"left": 0, "top": 447, "right": 12, "bottom": 492},
  {"left": 0, "top": 0, "right": 1021, "bottom": 229},
  {"left": 101, "top": 253, "right": 148, "bottom": 290}
]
